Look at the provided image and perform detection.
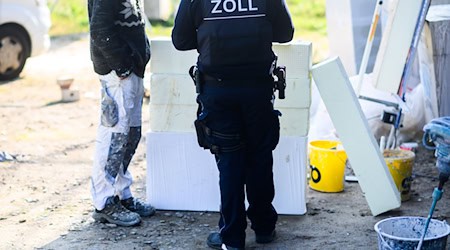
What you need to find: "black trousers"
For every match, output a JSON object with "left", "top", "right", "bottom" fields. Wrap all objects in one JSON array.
[{"left": 196, "top": 79, "right": 279, "bottom": 248}]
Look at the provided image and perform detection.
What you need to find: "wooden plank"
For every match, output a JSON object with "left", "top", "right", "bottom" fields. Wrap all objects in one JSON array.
[
  {"left": 427, "top": 5, "right": 450, "bottom": 116},
  {"left": 311, "top": 57, "right": 400, "bottom": 216}
]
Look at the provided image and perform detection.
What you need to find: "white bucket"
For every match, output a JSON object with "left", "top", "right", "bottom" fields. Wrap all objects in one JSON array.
[{"left": 374, "top": 216, "right": 450, "bottom": 250}]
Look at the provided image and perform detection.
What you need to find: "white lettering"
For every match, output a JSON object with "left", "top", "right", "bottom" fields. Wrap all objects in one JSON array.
[
  {"left": 248, "top": 0, "right": 258, "bottom": 11},
  {"left": 223, "top": 0, "right": 236, "bottom": 12},
  {"left": 238, "top": 0, "right": 247, "bottom": 11},
  {"left": 211, "top": 0, "right": 222, "bottom": 14},
  {"left": 210, "top": 0, "right": 258, "bottom": 14}
]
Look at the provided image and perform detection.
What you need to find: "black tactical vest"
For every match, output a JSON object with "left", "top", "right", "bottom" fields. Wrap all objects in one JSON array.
[{"left": 196, "top": 0, "right": 275, "bottom": 79}]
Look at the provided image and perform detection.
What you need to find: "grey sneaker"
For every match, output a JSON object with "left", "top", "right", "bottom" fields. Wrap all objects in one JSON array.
[
  {"left": 121, "top": 197, "right": 156, "bottom": 217},
  {"left": 92, "top": 196, "right": 141, "bottom": 227}
]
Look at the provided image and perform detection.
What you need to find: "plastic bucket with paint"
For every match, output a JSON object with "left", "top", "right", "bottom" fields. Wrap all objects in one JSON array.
[
  {"left": 308, "top": 140, "right": 347, "bottom": 192},
  {"left": 383, "top": 149, "right": 415, "bottom": 201},
  {"left": 374, "top": 216, "right": 450, "bottom": 250}
]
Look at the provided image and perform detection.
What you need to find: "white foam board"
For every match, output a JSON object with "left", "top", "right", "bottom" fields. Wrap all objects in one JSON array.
[
  {"left": 372, "top": 0, "right": 423, "bottom": 94},
  {"left": 149, "top": 103, "right": 309, "bottom": 136},
  {"left": 311, "top": 57, "right": 401, "bottom": 216},
  {"left": 273, "top": 42, "right": 312, "bottom": 79},
  {"left": 146, "top": 131, "right": 307, "bottom": 215},
  {"left": 276, "top": 108, "right": 309, "bottom": 137},
  {"left": 150, "top": 38, "right": 312, "bottom": 78},
  {"left": 149, "top": 104, "right": 197, "bottom": 133},
  {"left": 150, "top": 73, "right": 311, "bottom": 109},
  {"left": 150, "top": 38, "right": 198, "bottom": 75}
]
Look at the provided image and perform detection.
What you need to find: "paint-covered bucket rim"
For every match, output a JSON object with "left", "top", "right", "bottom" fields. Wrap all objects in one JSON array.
[
  {"left": 383, "top": 149, "right": 416, "bottom": 160},
  {"left": 374, "top": 216, "right": 450, "bottom": 242}
]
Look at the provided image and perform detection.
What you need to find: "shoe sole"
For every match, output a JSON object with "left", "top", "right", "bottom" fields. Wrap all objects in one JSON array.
[
  {"left": 255, "top": 231, "right": 276, "bottom": 244},
  {"left": 92, "top": 212, "right": 141, "bottom": 227},
  {"left": 206, "top": 242, "right": 222, "bottom": 250},
  {"left": 135, "top": 208, "right": 156, "bottom": 217}
]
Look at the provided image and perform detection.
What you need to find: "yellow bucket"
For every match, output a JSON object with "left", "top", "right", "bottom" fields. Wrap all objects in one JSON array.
[
  {"left": 383, "top": 149, "right": 415, "bottom": 201},
  {"left": 308, "top": 140, "right": 348, "bottom": 192}
]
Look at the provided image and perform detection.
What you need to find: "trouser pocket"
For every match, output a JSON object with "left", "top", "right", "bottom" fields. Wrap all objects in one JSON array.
[
  {"left": 194, "top": 114, "right": 243, "bottom": 154},
  {"left": 100, "top": 80, "right": 119, "bottom": 127},
  {"left": 194, "top": 119, "right": 211, "bottom": 150}
]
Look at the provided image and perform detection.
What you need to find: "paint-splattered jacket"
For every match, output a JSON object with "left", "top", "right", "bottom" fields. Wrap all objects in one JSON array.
[{"left": 88, "top": 0, "right": 150, "bottom": 78}]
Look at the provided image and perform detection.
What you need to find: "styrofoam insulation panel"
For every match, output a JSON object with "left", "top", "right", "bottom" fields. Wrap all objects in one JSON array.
[
  {"left": 149, "top": 74, "right": 311, "bottom": 108},
  {"left": 372, "top": 0, "right": 423, "bottom": 94},
  {"left": 312, "top": 57, "right": 401, "bottom": 216},
  {"left": 149, "top": 103, "right": 309, "bottom": 137},
  {"left": 150, "top": 38, "right": 312, "bottom": 79},
  {"left": 146, "top": 131, "right": 307, "bottom": 215}
]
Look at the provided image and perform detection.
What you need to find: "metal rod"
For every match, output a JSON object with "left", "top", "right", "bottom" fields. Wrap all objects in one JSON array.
[
  {"left": 397, "top": 0, "right": 431, "bottom": 99},
  {"left": 358, "top": 95, "right": 399, "bottom": 109},
  {"left": 356, "top": 1, "right": 383, "bottom": 96}
]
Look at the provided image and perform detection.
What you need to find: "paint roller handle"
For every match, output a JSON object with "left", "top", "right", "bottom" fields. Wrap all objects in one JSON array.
[{"left": 438, "top": 173, "right": 449, "bottom": 190}]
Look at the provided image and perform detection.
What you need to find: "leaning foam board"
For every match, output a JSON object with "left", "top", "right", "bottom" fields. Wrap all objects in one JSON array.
[
  {"left": 372, "top": 0, "right": 422, "bottom": 94},
  {"left": 311, "top": 57, "right": 400, "bottom": 216},
  {"left": 150, "top": 38, "right": 312, "bottom": 78},
  {"left": 146, "top": 132, "right": 307, "bottom": 215}
]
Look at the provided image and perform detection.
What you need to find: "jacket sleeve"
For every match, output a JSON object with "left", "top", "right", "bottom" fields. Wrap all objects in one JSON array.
[
  {"left": 171, "top": 0, "right": 198, "bottom": 51},
  {"left": 269, "top": 0, "right": 294, "bottom": 43},
  {"left": 89, "top": 0, "right": 133, "bottom": 77}
]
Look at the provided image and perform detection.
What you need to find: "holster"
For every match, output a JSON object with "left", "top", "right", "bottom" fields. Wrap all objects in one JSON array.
[
  {"left": 194, "top": 118, "right": 244, "bottom": 154},
  {"left": 189, "top": 66, "right": 202, "bottom": 94},
  {"left": 194, "top": 119, "right": 211, "bottom": 150}
]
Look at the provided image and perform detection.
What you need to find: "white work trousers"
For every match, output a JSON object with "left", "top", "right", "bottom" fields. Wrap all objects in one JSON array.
[{"left": 91, "top": 71, "right": 144, "bottom": 210}]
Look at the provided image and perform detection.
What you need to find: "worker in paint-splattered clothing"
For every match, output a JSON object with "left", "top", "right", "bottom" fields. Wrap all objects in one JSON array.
[
  {"left": 87, "top": 0, "right": 155, "bottom": 226},
  {"left": 172, "top": 0, "right": 294, "bottom": 249}
]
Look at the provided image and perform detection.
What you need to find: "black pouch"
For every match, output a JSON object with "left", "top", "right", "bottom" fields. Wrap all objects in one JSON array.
[{"left": 194, "top": 119, "right": 211, "bottom": 150}]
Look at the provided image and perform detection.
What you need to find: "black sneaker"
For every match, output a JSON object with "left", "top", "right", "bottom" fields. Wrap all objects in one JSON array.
[
  {"left": 255, "top": 230, "right": 276, "bottom": 244},
  {"left": 121, "top": 197, "right": 156, "bottom": 217},
  {"left": 207, "top": 232, "right": 222, "bottom": 249},
  {"left": 92, "top": 196, "right": 141, "bottom": 227},
  {"left": 207, "top": 232, "right": 244, "bottom": 250}
]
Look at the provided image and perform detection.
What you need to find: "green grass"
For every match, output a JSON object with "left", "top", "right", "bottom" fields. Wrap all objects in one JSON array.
[
  {"left": 48, "top": 0, "right": 328, "bottom": 60},
  {"left": 49, "top": 0, "right": 326, "bottom": 37},
  {"left": 48, "top": 0, "right": 89, "bottom": 35}
]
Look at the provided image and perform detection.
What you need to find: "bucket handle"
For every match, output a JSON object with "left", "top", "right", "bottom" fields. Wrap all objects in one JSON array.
[{"left": 378, "top": 233, "right": 394, "bottom": 250}]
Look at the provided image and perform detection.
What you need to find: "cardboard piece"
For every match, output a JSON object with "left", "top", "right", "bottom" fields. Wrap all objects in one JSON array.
[
  {"left": 311, "top": 57, "right": 401, "bottom": 216},
  {"left": 146, "top": 132, "right": 307, "bottom": 215}
]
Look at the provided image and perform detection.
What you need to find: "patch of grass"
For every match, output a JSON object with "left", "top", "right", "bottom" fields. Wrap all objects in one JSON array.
[
  {"left": 49, "top": 0, "right": 89, "bottom": 36},
  {"left": 49, "top": 0, "right": 327, "bottom": 37}
]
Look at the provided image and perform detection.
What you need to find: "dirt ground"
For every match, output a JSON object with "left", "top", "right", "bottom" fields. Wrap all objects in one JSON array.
[{"left": 0, "top": 34, "right": 449, "bottom": 250}]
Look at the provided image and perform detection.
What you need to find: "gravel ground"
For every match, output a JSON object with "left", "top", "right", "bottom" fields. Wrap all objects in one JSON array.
[{"left": 0, "top": 34, "right": 449, "bottom": 250}]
